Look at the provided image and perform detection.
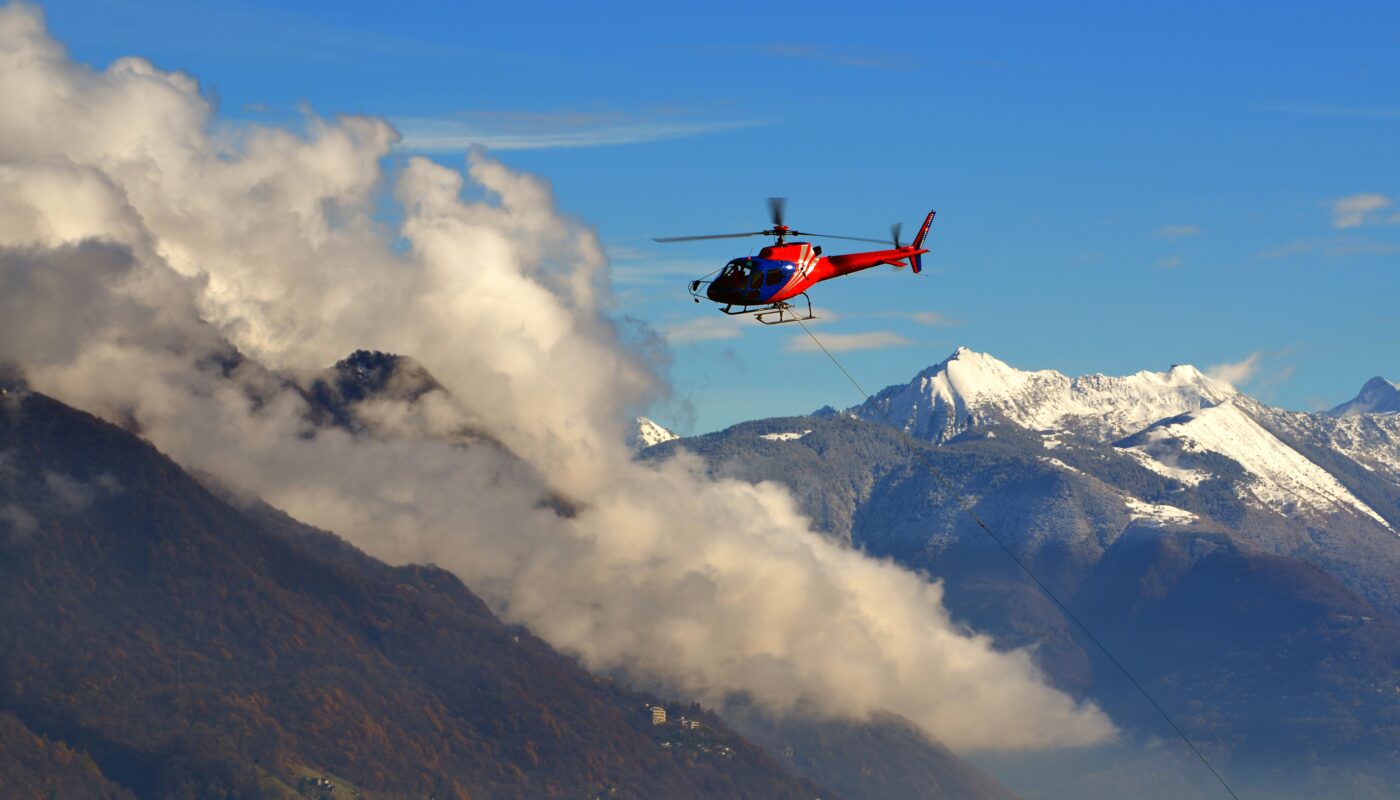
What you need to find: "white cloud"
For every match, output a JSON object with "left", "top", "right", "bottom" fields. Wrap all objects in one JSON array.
[
  {"left": 394, "top": 115, "right": 767, "bottom": 152},
  {"left": 786, "top": 331, "right": 912, "bottom": 353},
  {"left": 1207, "top": 351, "right": 1295, "bottom": 396},
  {"left": 1331, "top": 193, "right": 1395, "bottom": 228},
  {"left": 0, "top": 3, "right": 1114, "bottom": 753},
  {"left": 1207, "top": 352, "right": 1260, "bottom": 388},
  {"left": 1154, "top": 224, "right": 1200, "bottom": 240}
]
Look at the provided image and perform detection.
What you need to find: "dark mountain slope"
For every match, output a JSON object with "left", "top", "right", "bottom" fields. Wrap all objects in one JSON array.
[
  {"left": 725, "top": 709, "right": 1020, "bottom": 800},
  {"left": 0, "top": 712, "right": 135, "bottom": 800},
  {"left": 0, "top": 389, "right": 827, "bottom": 800}
]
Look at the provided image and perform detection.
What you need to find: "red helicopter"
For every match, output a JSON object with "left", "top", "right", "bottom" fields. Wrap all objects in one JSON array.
[{"left": 655, "top": 198, "right": 935, "bottom": 324}]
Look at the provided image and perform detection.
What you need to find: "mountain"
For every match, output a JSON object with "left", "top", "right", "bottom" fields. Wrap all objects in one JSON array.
[
  {"left": 644, "top": 349, "right": 1400, "bottom": 799},
  {"left": 843, "top": 349, "right": 1400, "bottom": 611},
  {"left": 1329, "top": 376, "right": 1400, "bottom": 417},
  {"left": 630, "top": 416, "right": 679, "bottom": 451},
  {"left": 724, "top": 709, "right": 1020, "bottom": 800},
  {"left": 0, "top": 387, "right": 829, "bottom": 799},
  {"left": 301, "top": 349, "right": 447, "bottom": 435},
  {"left": 847, "top": 346, "right": 1234, "bottom": 443}
]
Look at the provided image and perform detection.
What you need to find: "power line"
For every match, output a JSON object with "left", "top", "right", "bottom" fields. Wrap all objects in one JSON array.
[{"left": 793, "top": 318, "right": 1242, "bottom": 800}]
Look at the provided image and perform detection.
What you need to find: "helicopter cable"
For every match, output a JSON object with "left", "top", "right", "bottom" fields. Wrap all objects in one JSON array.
[{"left": 791, "top": 317, "right": 1243, "bottom": 800}]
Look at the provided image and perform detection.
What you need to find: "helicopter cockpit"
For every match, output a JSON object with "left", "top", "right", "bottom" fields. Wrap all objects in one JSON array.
[
  {"left": 702, "top": 257, "right": 797, "bottom": 306},
  {"left": 719, "top": 258, "right": 793, "bottom": 287},
  {"left": 719, "top": 258, "right": 762, "bottom": 286}
]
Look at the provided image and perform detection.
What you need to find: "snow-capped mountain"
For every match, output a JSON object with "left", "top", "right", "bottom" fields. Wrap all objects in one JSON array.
[
  {"left": 1122, "top": 400, "right": 1391, "bottom": 528},
  {"left": 630, "top": 416, "right": 679, "bottom": 450},
  {"left": 1330, "top": 376, "right": 1400, "bottom": 417},
  {"left": 848, "top": 347, "right": 1398, "bottom": 532},
  {"left": 645, "top": 350, "right": 1400, "bottom": 796},
  {"left": 849, "top": 346, "right": 1235, "bottom": 443}
]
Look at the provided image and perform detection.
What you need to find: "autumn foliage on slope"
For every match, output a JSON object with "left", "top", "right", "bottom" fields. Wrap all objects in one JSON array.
[{"left": 0, "top": 390, "right": 826, "bottom": 800}]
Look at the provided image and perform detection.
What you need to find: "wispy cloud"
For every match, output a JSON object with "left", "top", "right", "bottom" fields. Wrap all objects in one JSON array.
[
  {"left": 1154, "top": 224, "right": 1201, "bottom": 240},
  {"left": 395, "top": 112, "right": 767, "bottom": 152},
  {"left": 785, "top": 331, "right": 912, "bottom": 353},
  {"left": 1331, "top": 192, "right": 1398, "bottom": 228},
  {"left": 1261, "top": 104, "right": 1400, "bottom": 119},
  {"left": 1208, "top": 351, "right": 1295, "bottom": 396},
  {"left": 664, "top": 317, "right": 745, "bottom": 344},
  {"left": 1157, "top": 256, "right": 1182, "bottom": 269},
  {"left": 1207, "top": 352, "right": 1260, "bottom": 387},
  {"left": 872, "top": 310, "right": 958, "bottom": 326}
]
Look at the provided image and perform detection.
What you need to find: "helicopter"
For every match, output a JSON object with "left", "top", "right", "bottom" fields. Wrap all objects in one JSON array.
[{"left": 654, "top": 198, "right": 935, "bottom": 324}]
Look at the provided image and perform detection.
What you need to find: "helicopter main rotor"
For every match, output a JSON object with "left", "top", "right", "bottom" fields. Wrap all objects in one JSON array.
[{"left": 653, "top": 197, "right": 891, "bottom": 246}]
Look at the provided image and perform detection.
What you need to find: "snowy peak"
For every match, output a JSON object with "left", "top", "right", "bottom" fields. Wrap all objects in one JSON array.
[
  {"left": 1329, "top": 376, "right": 1400, "bottom": 417},
  {"left": 843, "top": 348, "right": 1400, "bottom": 529},
  {"left": 850, "top": 347, "right": 1235, "bottom": 443},
  {"left": 630, "top": 417, "right": 679, "bottom": 451},
  {"left": 919, "top": 347, "right": 1036, "bottom": 404},
  {"left": 1124, "top": 400, "right": 1392, "bottom": 528}
]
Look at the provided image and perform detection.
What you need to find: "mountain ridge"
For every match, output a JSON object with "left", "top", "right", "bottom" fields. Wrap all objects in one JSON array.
[
  {"left": 0, "top": 387, "right": 834, "bottom": 800},
  {"left": 847, "top": 347, "right": 1236, "bottom": 444},
  {"left": 1330, "top": 375, "right": 1400, "bottom": 417}
]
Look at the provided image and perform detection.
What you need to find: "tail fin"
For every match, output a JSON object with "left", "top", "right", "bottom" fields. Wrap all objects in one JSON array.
[{"left": 910, "top": 210, "right": 935, "bottom": 274}]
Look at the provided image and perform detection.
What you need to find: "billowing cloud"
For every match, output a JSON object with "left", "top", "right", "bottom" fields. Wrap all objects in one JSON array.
[
  {"left": 786, "top": 331, "right": 912, "bottom": 353},
  {"left": 0, "top": 2, "right": 1113, "bottom": 752},
  {"left": 1331, "top": 193, "right": 1396, "bottom": 228}
]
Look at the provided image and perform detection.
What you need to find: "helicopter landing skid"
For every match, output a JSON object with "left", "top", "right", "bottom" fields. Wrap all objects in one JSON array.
[{"left": 721, "top": 294, "right": 817, "bottom": 325}]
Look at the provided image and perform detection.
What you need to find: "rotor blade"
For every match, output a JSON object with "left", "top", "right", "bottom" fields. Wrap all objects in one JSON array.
[
  {"left": 652, "top": 232, "right": 767, "bottom": 243},
  {"left": 789, "top": 230, "right": 892, "bottom": 245},
  {"left": 767, "top": 197, "right": 787, "bottom": 227}
]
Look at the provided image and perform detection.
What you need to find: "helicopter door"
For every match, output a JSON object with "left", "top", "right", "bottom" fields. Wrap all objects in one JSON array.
[{"left": 741, "top": 265, "right": 763, "bottom": 304}]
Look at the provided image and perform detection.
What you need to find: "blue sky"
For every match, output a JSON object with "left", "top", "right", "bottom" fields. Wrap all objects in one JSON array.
[{"left": 39, "top": 0, "right": 1400, "bottom": 433}]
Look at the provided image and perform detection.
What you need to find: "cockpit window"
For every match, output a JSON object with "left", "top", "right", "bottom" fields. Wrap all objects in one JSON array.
[
  {"left": 723, "top": 259, "right": 754, "bottom": 281},
  {"left": 748, "top": 268, "right": 763, "bottom": 288},
  {"left": 765, "top": 269, "right": 785, "bottom": 286}
]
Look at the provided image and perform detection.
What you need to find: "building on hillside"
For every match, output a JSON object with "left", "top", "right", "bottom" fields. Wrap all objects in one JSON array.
[{"left": 651, "top": 706, "right": 667, "bottom": 725}]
